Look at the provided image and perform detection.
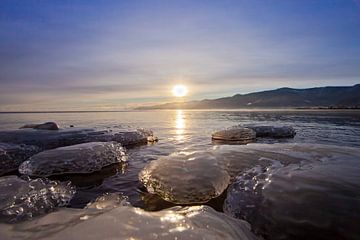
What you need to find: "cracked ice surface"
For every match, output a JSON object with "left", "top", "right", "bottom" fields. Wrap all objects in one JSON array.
[
  {"left": 0, "top": 175, "right": 75, "bottom": 223},
  {"left": 223, "top": 144, "right": 360, "bottom": 239}
]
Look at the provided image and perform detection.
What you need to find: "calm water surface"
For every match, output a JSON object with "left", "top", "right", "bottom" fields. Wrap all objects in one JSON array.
[{"left": 0, "top": 110, "right": 359, "bottom": 239}]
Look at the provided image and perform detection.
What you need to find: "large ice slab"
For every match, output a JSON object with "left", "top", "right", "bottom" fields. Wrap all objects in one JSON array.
[
  {"left": 139, "top": 143, "right": 360, "bottom": 206},
  {"left": 19, "top": 142, "right": 127, "bottom": 177},
  {"left": 0, "top": 127, "right": 157, "bottom": 149},
  {"left": 139, "top": 151, "right": 230, "bottom": 204},
  {"left": 0, "top": 143, "right": 41, "bottom": 175},
  {"left": 223, "top": 144, "right": 360, "bottom": 240},
  {"left": 138, "top": 143, "right": 306, "bottom": 204},
  {"left": 0, "top": 204, "right": 258, "bottom": 240},
  {"left": 0, "top": 176, "right": 75, "bottom": 223},
  {"left": 212, "top": 143, "right": 349, "bottom": 178}
]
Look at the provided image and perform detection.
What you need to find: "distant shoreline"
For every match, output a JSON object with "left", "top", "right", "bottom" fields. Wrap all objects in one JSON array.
[
  {"left": 136, "top": 84, "right": 360, "bottom": 110},
  {"left": 1, "top": 108, "right": 359, "bottom": 114}
]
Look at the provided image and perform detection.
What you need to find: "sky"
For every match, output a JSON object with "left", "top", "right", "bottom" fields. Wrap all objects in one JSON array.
[{"left": 1, "top": 0, "right": 360, "bottom": 111}]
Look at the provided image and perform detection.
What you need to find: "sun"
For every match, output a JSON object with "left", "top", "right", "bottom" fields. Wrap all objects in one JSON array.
[{"left": 172, "top": 84, "right": 188, "bottom": 97}]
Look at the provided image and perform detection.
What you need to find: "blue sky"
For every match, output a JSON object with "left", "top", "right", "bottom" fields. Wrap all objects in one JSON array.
[{"left": 1, "top": 0, "right": 360, "bottom": 110}]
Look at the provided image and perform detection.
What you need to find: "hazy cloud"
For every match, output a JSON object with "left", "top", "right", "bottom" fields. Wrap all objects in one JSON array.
[{"left": 1, "top": 0, "right": 360, "bottom": 110}]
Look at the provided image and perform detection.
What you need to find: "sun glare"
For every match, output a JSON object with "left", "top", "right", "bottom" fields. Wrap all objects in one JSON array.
[{"left": 172, "top": 84, "right": 188, "bottom": 97}]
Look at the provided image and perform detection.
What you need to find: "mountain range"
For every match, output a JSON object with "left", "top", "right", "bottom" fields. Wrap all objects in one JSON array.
[{"left": 137, "top": 84, "right": 360, "bottom": 109}]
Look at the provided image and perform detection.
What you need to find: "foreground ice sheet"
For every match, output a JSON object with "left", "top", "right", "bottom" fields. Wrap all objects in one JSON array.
[
  {"left": 223, "top": 144, "right": 360, "bottom": 240},
  {"left": 139, "top": 151, "right": 230, "bottom": 204},
  {"left": 0, "top": 202, "right": 258, "bottom": 240},
  {"left": 19, "top": 142, "right": 127, "bottom": 177},
  {"left": 0, "top": 127, "right": 156, "bottom": 149},
  {"left": 0, "top": 143, "right": 41, "bottom": 175},
  {"left": 0, "top": 176, "right": 75, "bottom": 223}
]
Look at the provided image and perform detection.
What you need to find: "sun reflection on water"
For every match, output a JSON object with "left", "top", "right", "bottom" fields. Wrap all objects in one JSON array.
[{"left": 175, "top": 110, "right": 186, "bottom": 142}]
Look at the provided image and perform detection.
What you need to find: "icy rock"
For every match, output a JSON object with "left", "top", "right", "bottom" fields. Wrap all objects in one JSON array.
[
  {"left": 0, "top": 205, "right": 258, "bottom": 240},
  {"left": 0, "top": 143, "right": 41, "bottom": 175},
  {"left": 19, "top": 142, "right": 127, "bottom": 177},
  {"left": 223, "top": 144, "right": 360, "bottom": 240},
  {"left": 139, "top": 151, "right": 230, "bottom": 204},
  {"left": 0, "top": 175, "right": 75, "bottom": 223},
  {"left": 243, "top": 124, "right": 296, "bottom": 138},
  {"left": 0, "top": 127, "right": 157, "bottom": 149},
  {"left": 212, "top": 127, "right": 256, "bottom": 143},
  {"left": 20, "top": 122, "right": 60, "bottom": 130}
]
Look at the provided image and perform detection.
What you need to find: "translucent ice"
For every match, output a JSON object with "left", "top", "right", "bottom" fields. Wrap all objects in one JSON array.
[
  {"left": 0, "top": 143, "right": 41, "bottom": 175},
  {"left": 212, "top": 127, "right": 256, "bottom": 143},
  {"left": 224, "top": 144, "right": 360, "bottom": 239},
  {"left": 243, "top": 124, "right": 296, "bottom": 138},
  {"left": 19, "top": 142, "right": 127, "bottom": 177},
  {"left": 0, "top": 205, "right": 258, "bottom": 240},
  {"left": 0, "top": 175, "right": 75, "bottom": 223},
  {"left": 139, "top": 151, "right": 230, "bottom": 204},
  {"left": 0, "top": 127, "right": 156, "bottom": 149}
]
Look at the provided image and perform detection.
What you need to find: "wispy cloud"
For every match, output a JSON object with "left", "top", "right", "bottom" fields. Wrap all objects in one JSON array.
[{"left": 0, "top": 0, "right": 359, "bottom": 110}]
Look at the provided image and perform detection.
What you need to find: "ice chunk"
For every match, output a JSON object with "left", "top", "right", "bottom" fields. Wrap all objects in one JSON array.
[
  {"left": 0, "top": 127, "right": 157, "bottom": 149},
  {"left": 138, "top": 143, "right": 326, "bottom": 204},
  {"left": 212, "top": 127, "right": 256, "bottom": 143},
  {"left": 224, "top": 144, "right": 360, "bottom": 239},
  {"left": 20, "top": 122, "right": 60, "bottom": 130},
  {"left": 0, "top": 205, "right": 258, "bottom": 240},
  {"left": 244, "top": 124, "right": 296, "bottom": 138},
  {"left": 211, "top": 143, "right": 352, "bottom": 179},
  {"left": 139, "top": 151, "right": 230, "bottom": 204},
  {"left": 0, "top": 175, "right": 75, "bottom": 223},
  {"left": 19, "top": 142, "right": 127, "bottom": 177},
  {"left": 0, "top": 143, "right": 41, "bottom": 175}
]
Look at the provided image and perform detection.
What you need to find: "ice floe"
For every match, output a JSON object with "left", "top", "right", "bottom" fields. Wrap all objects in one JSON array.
[
  {"left": 0, "top": 127, "right": 157, "bottom": 149},
  {"left": 139, "top": 143, "right": 360, "bottom": 206},
  {"left": 212, "top": 127, "right": 256, "bottom": 143},
  {"left": 212, "top": 125, "right": 296, "bottom": 144},
  {"left": 0, "top": 203, "right": 258, "bottom": 240},
  {"left": 244, "top": 124, "right": 296, "bottom": 138},
  {"left": 223, "top": 144, "right": 360, "bottom": 239},
  {"left": 20, "top": 122, "right": 60, "bottom": 130},
  {"left": 139, "top": 151, "right": 230, "bottom": 204},
  {"left": 0, "top": 175, "right": 75, "bottom": 223},
  {"left": 19, "top": 142, "right": 127, "bottom": 177},
  {"left": 0, "top": 143, "right": 41, "bottom": 175}
]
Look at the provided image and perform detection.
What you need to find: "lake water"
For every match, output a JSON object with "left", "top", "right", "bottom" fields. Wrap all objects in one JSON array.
[{"left": 0, "top": 110, "right": 359, "bottom": 239}]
